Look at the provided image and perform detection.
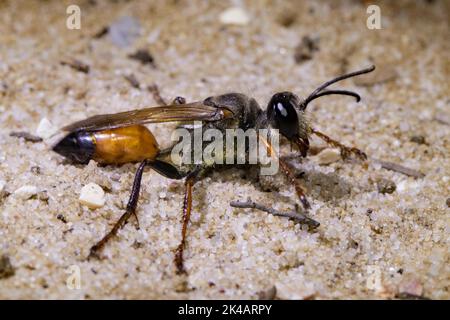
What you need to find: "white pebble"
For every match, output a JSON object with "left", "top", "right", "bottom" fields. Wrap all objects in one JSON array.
[
  {"left": 36, "top": 118, "right": 57, "bottom": 139},
  {"left": 314, "top": 148, "right": 341, "bottom": 165},
  {"left": 158, "top": 192, "right": 166, "bottom": 199},
  {"left": 79, "top": 183, "right": 105, "bottom": 209},
  {"left": 14, "top": 185, "right": 38, "bottom": 200},
  {"left": 0, "top": 179, "right": 6, "bottom": 193},
  {"left": 219, "top": 7, "right": 250, "bottom": 26}
]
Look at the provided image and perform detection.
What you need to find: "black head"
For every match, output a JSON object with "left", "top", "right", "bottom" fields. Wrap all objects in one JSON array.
[
  {"left": 266, "top": 66, "right": 376, "bottom": 157},
  {"left": 266, "top": 91, "right": 309, "bottom": 156},
  {"left": 52, "top": 131, "right": 95, "bottom": 164},
  {"left": 266, "top": 92, "right": 300, "bottom": 139}
]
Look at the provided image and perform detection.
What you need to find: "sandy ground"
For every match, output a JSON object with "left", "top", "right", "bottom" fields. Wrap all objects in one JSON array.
[{"left": 0, "top": 0, "right": 449, "bottom": 299}]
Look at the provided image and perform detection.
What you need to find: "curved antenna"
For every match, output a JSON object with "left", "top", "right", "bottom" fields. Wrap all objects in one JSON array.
[
  {"left": 301, "top": 90, "right": 361, "bottom": 109},
  {"left": 299, "top": 65, "right": 375, "bottom": 110}
]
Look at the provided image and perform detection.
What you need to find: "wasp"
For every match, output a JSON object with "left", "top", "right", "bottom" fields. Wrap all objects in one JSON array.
[{"left": 53, "top": 66, "right": 375, "bottom": 273}]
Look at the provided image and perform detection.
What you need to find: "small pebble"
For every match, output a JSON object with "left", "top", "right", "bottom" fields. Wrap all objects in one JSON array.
[
  {"left": 79, "top": 183, "right": 105, "bottom": 209},
  {"left": 219, "top": 7, "right": 250, "bottom": 26},
  {"left": 36, "top": 118, "right": 57, "bottom": 139},
  {"left": 14, "top": 185, "right": 38, "bottom": 200},
  {"left": 37, "top": 190, "right": 49, "bottom": 201},
  {"left": 314, "top": 148, "right": 341, "bottom": 165},
  {"left": 410, "top": 135, "right": 426, "bottom": 145},
  {"left": 109, "top": 16, "right": 141, "bottom": 47},
  {"left": 158, "top": 192, "right": 166, "bottom": 199},
  {"left": 0, "top": 255, "right": 15, "bottom": 279},
  {"left": 257, "top": 285, "right": 277, "bottom": 300},
  {"left": 294, "top": 35, "right": 319, "bottom": 64},
  {"left": 446, "top": 198, "right": 450, "bottom": 208},
  {"left": 0, "top": 179, "right": 5, "bottom": 194},
  {"left": 128, "top": 49, "right": 155, "bottom": 67},
  {"left": 377, "top": 179, "right": 396, "bottom": 194},
  {"left": 398, "top": 276, "right": 423, "bottom": 297}
]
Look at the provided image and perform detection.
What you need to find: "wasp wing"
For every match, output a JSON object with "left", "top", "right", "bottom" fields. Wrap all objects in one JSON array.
[{"left": 62, "top": 102, "right": 232, "bottom": 132}]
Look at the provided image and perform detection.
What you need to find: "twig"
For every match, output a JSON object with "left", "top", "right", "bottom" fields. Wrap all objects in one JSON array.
[
  {"left": 128, "top": 49, "right": 155, "bottom": 67},
  {"left": 395, "top": 292, "right": 431, "bottom": 300},
  {"left": 257, "top": 285, "right": 277, "bottom": 300},
  {"left": 372, "top": 159, "right": 425, "bottom": 178},
  {"left": 60, "top": 59, "right": 90, "bottom": 74},
  {"left": 10, "top": 131, "right": 42, "bottom": 142},
  {"left": 148, "top": 84, "right": 167, "bottom": 105},
  {"left": 434, "top": 112, "right": 450, "bottom": 126},
  {"left": 93, "top": 26, "right": 109, "bottom": 39},
  {"left": 124, "top": 74, "right": 140, "bottom": 89},
  {"left": 230, "top": 197, "right": 320, "bottom": 228}
]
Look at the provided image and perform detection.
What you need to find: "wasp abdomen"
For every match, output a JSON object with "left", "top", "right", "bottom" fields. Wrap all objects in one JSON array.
[
  {"left": 53, "top": 125, "right": 159, "bottom": 165},
  {"left": 92, "top": 125, "right": 159, "bottom": 164}
]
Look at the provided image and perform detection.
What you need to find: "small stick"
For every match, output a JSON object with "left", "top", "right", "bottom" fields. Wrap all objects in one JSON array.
[
  {"left": 124, "top": 74, "right": 140, "bottom": 89},
  {"left": 434, "top": 113, "right": 450, "bottom": 126},
  {"left": 395, "top": 292, "right": 430, "bottom": 300},
  {"left": 148, "top": 84, "right": 167, "bottom": 105},
  {"left": 230, "top": 197, "right": 320, "bottom": 228},
  {"left": 10, "top": 131, "right": 43, "bottom": 142},
  {"left": 372, "top": 159, "right": 425, "bottom": 179},
  {"left": 60, "top": 59, "right": 90, "bottom": 74}
]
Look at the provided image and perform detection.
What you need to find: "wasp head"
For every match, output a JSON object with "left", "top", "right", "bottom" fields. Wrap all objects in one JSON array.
[{"left": 266, "top": 91, "right": 310, "bottom": 157}]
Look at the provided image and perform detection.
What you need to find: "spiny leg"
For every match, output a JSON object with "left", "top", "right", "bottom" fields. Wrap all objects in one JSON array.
[
  {"left": 174, "top": 170, "right": 199, "bottom": 274},
  {"left": 88, "top": 160, "right": 147, "bottom": 259},
  {"left": 279, "top": 158, "right": 310, "bottom": 210},
  {"left": 311, "top": 128, "right": 367, "bottom": 160},
  {"left": 259, "top": 135, "right": 310, "bottom": 210}
]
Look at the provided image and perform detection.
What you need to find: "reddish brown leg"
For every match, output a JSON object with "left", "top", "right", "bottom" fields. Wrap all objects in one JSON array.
[
  {"left": 174, "top": 172, "right": 198, "bottom": 274},
  {"left": 311, "top": 128, "right": 367, "bottom": 160},
  {"left": 279, "top": 158, "right": 310, "bottom": 210},
  {"left": 260, "top": 135, "right": 310, "bottom": 210},
  {"left": 88, "top": 160, "right": 147, "bottom": 259}
]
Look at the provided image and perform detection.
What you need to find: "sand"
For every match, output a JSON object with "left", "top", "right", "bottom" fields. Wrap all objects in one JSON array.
[{"left": 0, "top": 0, "right": 448, "bottom": 299}]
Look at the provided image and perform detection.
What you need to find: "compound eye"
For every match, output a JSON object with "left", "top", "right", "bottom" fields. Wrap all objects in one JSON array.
[{"left": 267, "top": 92, "right": 299, "bottom": 139}]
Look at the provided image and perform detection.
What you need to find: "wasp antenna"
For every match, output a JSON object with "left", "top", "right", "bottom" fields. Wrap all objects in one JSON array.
[
  {"left": 299, "top": 65, "right": 374, "bottom": 110},
  {"left": 310, "top": 65, "right": 375, "bottom": 96},
  {"left": 300, "top": 89, "right": 361, "bottom": 109}
]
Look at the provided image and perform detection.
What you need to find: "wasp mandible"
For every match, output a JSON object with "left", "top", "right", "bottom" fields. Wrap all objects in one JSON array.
[{"left": 53, "top": 66, "right": 375, "bottom": 273}]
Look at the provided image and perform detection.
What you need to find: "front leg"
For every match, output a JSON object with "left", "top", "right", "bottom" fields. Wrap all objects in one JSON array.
[
  {"left": 311, "top": 128, "right": 367, "bottom": 160},
  {"left": 259, "top": 134, "right": 310, "bottom": 211}
]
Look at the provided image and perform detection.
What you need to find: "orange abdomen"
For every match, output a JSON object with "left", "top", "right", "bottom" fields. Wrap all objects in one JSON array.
[{"left": 93, "top": 125, "right": 159, "bottom": 164}]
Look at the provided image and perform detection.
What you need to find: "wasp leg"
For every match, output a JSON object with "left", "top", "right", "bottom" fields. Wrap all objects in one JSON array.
[
  {"left": 174, "top": 169, "right": 200, "bottom": 274},
  {"left": 279, "top": 158, "right": 310, "bottom": 210},
  {"left": 311, "top": 128, "right": 367, "bottom": 160},
  {"left": 88, "top": 160, "right": 147, "bottom": 259},
  {"left": 259, "top": 135, "right": 310, "bottom": 210}
]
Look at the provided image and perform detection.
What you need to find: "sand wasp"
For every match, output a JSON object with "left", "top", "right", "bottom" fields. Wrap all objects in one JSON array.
[{"left": 53, "top": 66, "right": 375, "bottom": 273}]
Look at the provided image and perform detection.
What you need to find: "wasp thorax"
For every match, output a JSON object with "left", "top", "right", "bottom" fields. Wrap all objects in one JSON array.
[{"left": 266, "top": 91, "right": 300, "bottom": 139}]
